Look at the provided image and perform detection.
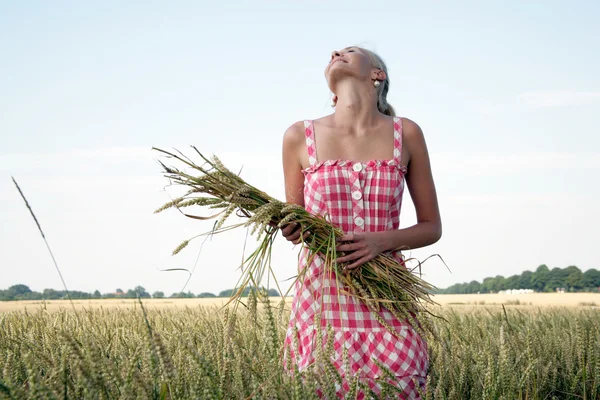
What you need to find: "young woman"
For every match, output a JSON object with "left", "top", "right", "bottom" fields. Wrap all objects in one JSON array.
[{"left": 281, "top": 46, "right": 442, "bottom": 399}]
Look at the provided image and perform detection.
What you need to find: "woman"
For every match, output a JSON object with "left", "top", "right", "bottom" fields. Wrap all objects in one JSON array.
[{"left": 281, "top": 46, "right": 442, "bottom": 399}]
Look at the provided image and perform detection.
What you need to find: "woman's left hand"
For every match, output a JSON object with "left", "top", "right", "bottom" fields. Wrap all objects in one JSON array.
[{"left": 335, "top": 232, "right": 387, "bottom": 271}]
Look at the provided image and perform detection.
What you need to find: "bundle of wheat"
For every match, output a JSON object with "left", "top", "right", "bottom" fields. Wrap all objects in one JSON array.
[{"left": 153, "top": 146, "right": 440, "bottom": 336}]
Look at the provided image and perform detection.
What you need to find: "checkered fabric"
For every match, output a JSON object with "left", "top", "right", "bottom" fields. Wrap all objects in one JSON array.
[{"left": 283, "top": 117, "right": 428, "bottom": 399}]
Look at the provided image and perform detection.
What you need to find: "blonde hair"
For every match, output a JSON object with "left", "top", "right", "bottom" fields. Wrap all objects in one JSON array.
[{"left": 359, "top": 47, "right": 396, "bottom": 117}]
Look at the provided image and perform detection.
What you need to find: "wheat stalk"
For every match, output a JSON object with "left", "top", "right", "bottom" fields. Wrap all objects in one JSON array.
[{"left": 152, "top": 146, "right": 442, "bottom": 336}]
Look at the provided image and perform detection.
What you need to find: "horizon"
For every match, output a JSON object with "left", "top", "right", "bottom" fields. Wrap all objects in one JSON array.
[
  {"left": 2, "top": 262, "right": 598, "bottom": 297},
  {"left": 1, "top": 2, "right": 599, "bottom": 295}
]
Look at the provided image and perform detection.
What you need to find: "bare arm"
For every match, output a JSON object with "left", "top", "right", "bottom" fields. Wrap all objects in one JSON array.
[
  {"left": 382, "top": 118, "right": 442, "bottom": 250},
  {"left": 282, "top": 121, "right": 306, "bottom": 207},
  {"left": 280, "top": 122, "right": 309, "bottom": 244}
]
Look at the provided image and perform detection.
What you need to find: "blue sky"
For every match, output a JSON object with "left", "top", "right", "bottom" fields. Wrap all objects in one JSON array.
[{"left": 1, "top": 1, "right": 599, "bottom": 295}]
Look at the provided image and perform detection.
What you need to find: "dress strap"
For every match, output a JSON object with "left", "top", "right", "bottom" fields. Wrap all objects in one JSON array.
[
  {"left": 304, "top": 120, "right": 318, "bottom": 166},
  {"left": 392, "top": 116, "right": 403, "bottom": 164}
]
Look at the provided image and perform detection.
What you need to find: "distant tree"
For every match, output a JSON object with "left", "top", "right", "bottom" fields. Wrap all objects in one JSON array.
[
  {"left": 93, "top": 290, "right": 101, "bottom": 298},
  {"left": 531, "top": 265, "right": 550, "bottom": 292},
  {"left": 70, "top": 291, "right": 92, "bottom": 299},
  {"left": 121, "top": 286, "right": 150, "bottom": 299},
  {"left": 564, "top": 266, "right": 583, "bottom": 291},
  {"left": 482, "top": 275, "right": 506, "bottom": 293},
  {"left": 545, "top": 267, "right": 569, "bottom": 292},
  {"left": 582, "top": 269, "right": 600, "bottom": 290},
  {"left": 466, "top": 280, "right": 481, "bottom": 293},
  {"left": 152, "top": 291, "right": 165, "bottom": 299},
  {"left": 518, "top": 271, "right": 533, "bottom": 289},
  {"left": 116, "top": 289, "right": 124, "bottom": 295},
  {"left": 437, "top": 265, "right": 597, "bottom": 294},
  {"left": 197, "top": 292, "right": 216, "bottom": 298},
  {"left": 133, "top": 286, "right": 150, "bottom": 298},
  {"left": 495, "top": 275, "right": 507, "bottom": 292},
  {"left": 170, "top": 291, "right": 195, "bottom": 298},
  {"left": 7, "top": 284, "right": 32, "bottom": 299},
  {"left": 218, "top": 289, "right": 234, "bottom": 298},
  {"left": 42, "top": 288, "right": 62, "bottom": 300},
  {"left": 505, "top": 275, "right": 520, "bottom": 290},
  {"left": 21, "top": 291, "right": 43, "bottom": 300},
  {"left": 462, "top": 283, "right": 470, "bottom": 294},
  {"left": 218, "top": 287, "right": 280, "bottom": 298},
  {"left": 481, "top": 277, "right": 494, "bottom": 293}
]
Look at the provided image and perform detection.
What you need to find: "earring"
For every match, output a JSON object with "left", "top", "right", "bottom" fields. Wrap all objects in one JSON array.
[
  {"left": 331, "top": 95, "right": 337, "bottom": 108},
  {"left": 374, "top": 80, "right": 381, "bottom": 88}
]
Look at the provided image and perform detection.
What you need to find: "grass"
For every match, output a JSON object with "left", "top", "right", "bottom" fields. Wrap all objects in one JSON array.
[{"left": 0, "top": 295, "right": 599, "bottom": 399}]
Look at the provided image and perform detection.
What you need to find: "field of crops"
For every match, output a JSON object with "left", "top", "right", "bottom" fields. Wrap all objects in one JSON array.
[
  {"left": 0, "top": 293, "right": 599, "bottom": 399},
  {"left": 2, "top": 292, "right": 599, "bottom": 312}
]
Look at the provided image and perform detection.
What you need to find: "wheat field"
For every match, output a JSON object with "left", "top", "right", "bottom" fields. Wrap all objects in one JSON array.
[
  {"left": 1, "top": 292, "right": 598, "bottom": 312},
  {"left": 1, "top": 292, "right": 599, "bottom": 399}
]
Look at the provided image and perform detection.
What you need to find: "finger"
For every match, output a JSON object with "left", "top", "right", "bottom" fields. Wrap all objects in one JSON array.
[
  {"left": 336, "top": 242, "right": 362, "bottom": 252},
  {"left": 337, "top": 234, "right": 355, "bottom": 243},
  {"left": 287, "top": 230, "right": 302, "bottom": 242},
  {"left": 281, "top": 223, "right": 298, "bottom": 235},
  {"left": 283, "top": 226, "right": 302, "bottom": 239},
  {"left": 291, "top": 229, "right": 310, "bottom": 245},
  {"left": 344, "top": 255, "right": 371, "bottom": 270},
  {"left": 336, "top": 250, "right": 365, "bottom": 264}
]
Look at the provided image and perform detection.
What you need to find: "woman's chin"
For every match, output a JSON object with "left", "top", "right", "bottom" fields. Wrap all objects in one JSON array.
[{"left": 327, "top": 70, "right": 360, "bottom": 88}]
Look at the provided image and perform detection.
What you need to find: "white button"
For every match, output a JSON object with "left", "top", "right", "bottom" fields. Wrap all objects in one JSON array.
[
  {"left": 352, "top": 191, "right": 362, "bottom": 200},
  {"left": 352, "top": 163, "right": 363, "bottom": 172},
  {"left": 354, "top": 217, "right": 364, "bottom": 226}
]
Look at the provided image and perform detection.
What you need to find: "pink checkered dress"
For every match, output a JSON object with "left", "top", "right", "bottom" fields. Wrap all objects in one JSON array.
[{"left": 283, "top": 117, "right": 429, "bottom": 399}]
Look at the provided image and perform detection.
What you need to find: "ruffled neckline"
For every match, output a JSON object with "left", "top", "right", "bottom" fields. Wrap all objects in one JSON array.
[{"left": 302, "top": 159, "right": 408, "bottom": 175}]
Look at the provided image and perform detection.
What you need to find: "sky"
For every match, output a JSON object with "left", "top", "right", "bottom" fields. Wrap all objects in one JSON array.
[{"left": 1, "top": 1, "right": 599, "bottom": 296}]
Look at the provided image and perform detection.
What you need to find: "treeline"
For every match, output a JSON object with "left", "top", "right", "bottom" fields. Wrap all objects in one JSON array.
[
  {"left": 0, "top": 285, "right": 280, "bottom": 301},
  {"left": 439, "top": 265, "right": 600, "bottom": 294}
]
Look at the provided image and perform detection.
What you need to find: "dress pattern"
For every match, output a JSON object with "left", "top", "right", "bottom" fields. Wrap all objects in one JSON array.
[{"left": 283, "top": 116, "right": 429, "bottom": 399}]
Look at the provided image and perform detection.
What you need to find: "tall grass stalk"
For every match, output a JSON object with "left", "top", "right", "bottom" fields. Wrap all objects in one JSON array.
[{"left": 11, "top": 177, "right": 77, "bottom": 314}]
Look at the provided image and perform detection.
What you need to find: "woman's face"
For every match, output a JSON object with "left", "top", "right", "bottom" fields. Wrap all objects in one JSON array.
[{"left": 325, "top": 47, "right": 373, "bottom": 89}]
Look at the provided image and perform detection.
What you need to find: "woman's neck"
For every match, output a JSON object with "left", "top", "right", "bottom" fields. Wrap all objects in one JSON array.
[{"left": 332, "top": 81, "right": 380, "bottom": 130}]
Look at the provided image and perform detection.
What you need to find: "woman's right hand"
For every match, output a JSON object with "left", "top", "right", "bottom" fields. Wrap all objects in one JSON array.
[{"left": 280, "top": 222, "right": 309, "bottom": 245}]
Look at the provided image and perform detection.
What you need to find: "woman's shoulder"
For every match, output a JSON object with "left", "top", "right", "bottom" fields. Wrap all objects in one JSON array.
[
  {"left": 283, "top": 115, "right": 331, "bottom": 140},
  {"left": 398, "top": 117, "right": 428, "bottom": 162},
  {"left": 282, "top": 120, "right": 309, "bottom": 153},
  {"left": 399, "top": 116, "right": 424, "bottom": 141}
]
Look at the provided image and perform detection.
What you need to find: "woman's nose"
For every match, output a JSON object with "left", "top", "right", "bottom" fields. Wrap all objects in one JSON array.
[{"left": 331, "top": 50, "right": 341, "bottom": 60}]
